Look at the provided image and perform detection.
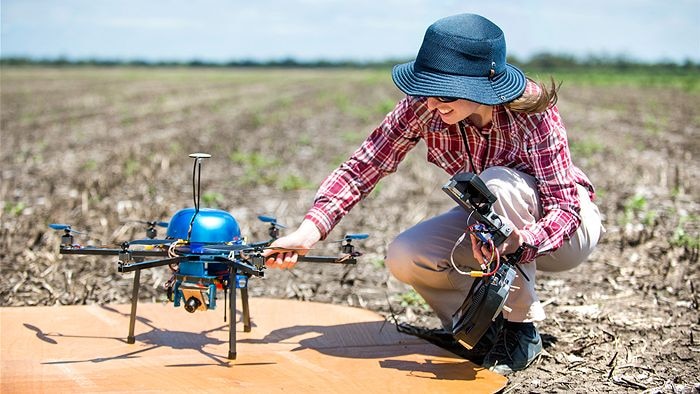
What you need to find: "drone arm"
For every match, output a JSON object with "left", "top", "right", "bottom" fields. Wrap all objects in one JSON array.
[
  {"left": 118, "top": 256, "right": 192, "bottom": 273},
  {"left": 297, "top": 254, "right": 358, "bottom": 264},
  {"left": 246, "top": 240, "right": 273, "bottom": 249},
  {"left": 59, "top": 247, "right": 169, "bottom": 258},
  {"left": 211, "top": 256, "right": 264, "bottom": 277}
]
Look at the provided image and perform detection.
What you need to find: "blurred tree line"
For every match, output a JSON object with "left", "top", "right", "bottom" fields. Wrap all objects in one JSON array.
[{"left": 1, "top": 53, "right": 698, "bottom": 73}]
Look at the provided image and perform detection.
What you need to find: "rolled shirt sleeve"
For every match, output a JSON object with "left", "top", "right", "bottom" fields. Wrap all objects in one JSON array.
[
  {"left": 304, "top": 97, "right": 426, "bottom": 238},
  {"left": 514, "top": 106, "right": 583, "bottom": 262}
]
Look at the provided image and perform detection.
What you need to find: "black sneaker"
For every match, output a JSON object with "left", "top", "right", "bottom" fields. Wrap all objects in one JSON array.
[
  {"left": 397, "top": 315, "right": 503, "bottom": 364},
  {"left": 482, "top": 321, "right": 542, "bottom": 375}
]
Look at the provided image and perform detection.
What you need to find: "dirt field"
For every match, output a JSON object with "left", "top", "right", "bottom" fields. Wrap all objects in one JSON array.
[{"left": 1, "top": 67, "right": 698, "bottom": 393}]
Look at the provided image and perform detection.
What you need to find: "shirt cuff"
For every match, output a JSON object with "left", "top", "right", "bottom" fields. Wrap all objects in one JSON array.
[
  {"left": 304, "top": 207, "right": 334, "bottom": 240},
  {"left": 517, "top": 229, "right": 540, "bottom": 263}
]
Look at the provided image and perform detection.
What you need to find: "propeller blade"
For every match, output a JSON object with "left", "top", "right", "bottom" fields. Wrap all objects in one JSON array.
[
  {"left": 122, "top": 220, "right": 169, "bottom": 228},
  {"left": 331, "top": 233, "right": 369, "bottom": 242},
  {"left": 345, "top": 233, "right": 369, "bottom": 240},
  {"left": 257, "top": 215, "right": 287, "bottom": 228},
  {"left": 48, "top": 223, "right": 85, "bottom": 234}
]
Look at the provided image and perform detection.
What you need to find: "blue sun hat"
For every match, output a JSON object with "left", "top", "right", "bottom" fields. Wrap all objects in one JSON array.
[{"left": 392, "top": 13, "right": 526, "bottom": 105}]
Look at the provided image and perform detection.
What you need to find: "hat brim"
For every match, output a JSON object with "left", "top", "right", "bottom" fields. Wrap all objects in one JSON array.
[{"left": 391, "top": 61, "right": 526, "bottom": 106}]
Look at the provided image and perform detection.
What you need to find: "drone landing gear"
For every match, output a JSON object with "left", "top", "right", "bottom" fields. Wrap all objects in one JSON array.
[
  {"left": 122, "top": 265, "right": 251, "bottom": 359},
  {"left": 228, "top": 269, "right": 237, "bottom": 360},
  {"left": 127, "top": 269, "right": 141, "bottom": 344},
  {"left": 227, "top": 268, "right": 253, "bottom": 360},
  {"left": 241, "top": 287, "right": 251, "bottom": 333}
]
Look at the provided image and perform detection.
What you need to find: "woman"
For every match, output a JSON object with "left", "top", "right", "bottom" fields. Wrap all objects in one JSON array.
[{"left": 263, "top": 13, "right": 603, "bottom": 375}]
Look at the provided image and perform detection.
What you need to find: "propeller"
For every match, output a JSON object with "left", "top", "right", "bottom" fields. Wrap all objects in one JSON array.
[
  {"left": 124, "top": 220, "right": 169, "bottom": 228},
  {"left": 258, "top": 215, "right": 287, "bottom": 228},
  {"left": 122, "top": 219, "right": 169, "bottom": 239},
  {"left": 258, "top": 215, "right": 287, "bottom": 239},
  {"left": 332, "top": 233, "right": 370, "bottom": 242},
  {"left": 331, "top": 233, "right": 369, "bottom": 255},
  {"left": 48, "top": 223, "right": 85, "bottom": 234},
  {"left": 48, "top": 223, "right": 87, "bottom": 246}
]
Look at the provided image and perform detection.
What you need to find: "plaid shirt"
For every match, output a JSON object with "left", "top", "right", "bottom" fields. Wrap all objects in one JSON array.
[{"left": 305, "top": 83, "right": 595, "bottom": 262}]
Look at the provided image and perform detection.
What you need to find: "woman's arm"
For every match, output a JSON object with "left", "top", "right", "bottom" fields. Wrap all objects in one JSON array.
[{"left": 518, "top": 105, "right": 582, "bottom": 262}]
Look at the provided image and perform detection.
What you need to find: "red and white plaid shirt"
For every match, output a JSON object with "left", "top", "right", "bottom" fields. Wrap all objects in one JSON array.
[{"left": 305, "top": 83, "right": 595, "bottom": 262}]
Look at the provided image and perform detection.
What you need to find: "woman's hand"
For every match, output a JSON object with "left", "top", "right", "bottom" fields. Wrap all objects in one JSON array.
[
  {"left": 262, "top": 219, "right": 321, "bottom": 270},
  {"left": 469, "top": 226, "right": 525, "bottom": 265}
]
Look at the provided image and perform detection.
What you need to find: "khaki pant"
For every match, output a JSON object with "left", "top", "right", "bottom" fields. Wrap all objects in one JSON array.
[{"left": 385, "top": 166, "right": 603, "bottom": 328}]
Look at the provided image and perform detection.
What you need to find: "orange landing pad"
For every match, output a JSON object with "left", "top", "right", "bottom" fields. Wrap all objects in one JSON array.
[{"left": 1, "top": 298, "right": 507, "bottom": 393}]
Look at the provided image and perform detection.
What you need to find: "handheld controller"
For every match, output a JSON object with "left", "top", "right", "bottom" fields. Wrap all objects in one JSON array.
[{"left": 442, "top": 172, "right": 533, "bottom": 349}]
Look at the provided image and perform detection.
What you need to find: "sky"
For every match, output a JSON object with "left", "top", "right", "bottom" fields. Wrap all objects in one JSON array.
[{"left": 1, "top": 0, "right": 699, "bottom": 64}]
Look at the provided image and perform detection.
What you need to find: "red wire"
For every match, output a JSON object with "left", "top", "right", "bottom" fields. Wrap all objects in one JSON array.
[
  {"left": 468, "top": 226, "right": 501, "bottom": 277},
  {"left": 481, "top": 241, "right": 500, "bottom": 276}
]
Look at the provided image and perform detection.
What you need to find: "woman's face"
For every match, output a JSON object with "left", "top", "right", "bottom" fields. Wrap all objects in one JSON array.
[{"left": 426, "top": 97, "right": 490, "bottom": 125}]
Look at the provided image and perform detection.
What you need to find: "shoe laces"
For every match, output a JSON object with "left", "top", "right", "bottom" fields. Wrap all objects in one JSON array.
[{"left": 488, "top": 324, "right": 530, "bottom": 362}]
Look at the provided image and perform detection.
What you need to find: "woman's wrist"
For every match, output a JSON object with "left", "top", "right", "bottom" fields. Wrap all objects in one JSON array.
[{"left": 298, "top": 219, "right": 322, "bottom": 246}]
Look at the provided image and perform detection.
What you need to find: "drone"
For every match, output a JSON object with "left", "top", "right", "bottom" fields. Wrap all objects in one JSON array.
[{"left": 50, "top": 153, "right": 368, "bottom": 360}]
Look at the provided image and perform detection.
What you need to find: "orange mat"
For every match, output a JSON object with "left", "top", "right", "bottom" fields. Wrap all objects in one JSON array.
[{"left": 1, "top": 298, "right": 507, "bottom": 393}]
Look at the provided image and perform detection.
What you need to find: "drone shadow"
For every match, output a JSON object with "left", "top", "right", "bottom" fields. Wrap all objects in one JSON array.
[
  {"left": 26, "top": 304, "right": 251, "bottom": 368},
  {"left": 25, "top": 305, "right": 485, "bottom": 379}
]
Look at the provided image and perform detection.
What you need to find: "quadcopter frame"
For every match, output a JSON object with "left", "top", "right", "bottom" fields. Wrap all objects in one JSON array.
[{"left": 51, "top": 153, "right": 367, "bottom": 360}]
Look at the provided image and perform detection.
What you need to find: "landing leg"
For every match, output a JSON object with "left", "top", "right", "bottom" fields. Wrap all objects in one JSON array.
[
  {"left": 127, "top": 269, "right": 141, "bottom": 344},
  {"left": 228, "top": 268, "right": 237, "bottom": 360},
  {"left": 241, "top": 287, "right": 251, "bottom": 332}
]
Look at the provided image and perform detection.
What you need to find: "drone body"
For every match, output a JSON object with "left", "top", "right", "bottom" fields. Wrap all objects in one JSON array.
[{"left": 165, "top": 207, "right": 244, "bottom": 313}]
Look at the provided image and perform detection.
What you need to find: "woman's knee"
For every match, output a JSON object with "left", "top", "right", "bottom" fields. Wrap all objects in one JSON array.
[
  {"left": 385, "top": 234, "right": 417, "bottom": 284},
  {"left": 480, "top": 166, "right": 513, "bottom": 183},
  {"left": 480, "top": 167, "right": 536, "bottom": 198},
  {"left": 537, "top": 185, "right": 603, "bottom": 272},
  {"left": 477, "top": 166, "right": 541, "bottom": 225}
]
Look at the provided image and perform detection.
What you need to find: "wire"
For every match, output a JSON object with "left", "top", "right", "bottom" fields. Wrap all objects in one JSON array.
[
  {"left": 196, "top": 158, "right": 202, "bottom": 210},
  {"left": 186, "top": 157, "right": 202, "bottom": 241},
  {"left": 192, "top": 157, "right": 198, "bottom": 210},
  {"left": 449, "top": 223, "right": 502, "bottom": 278},
  {"left": 449, "top": 231, "right": 473, "bottom": 276}
]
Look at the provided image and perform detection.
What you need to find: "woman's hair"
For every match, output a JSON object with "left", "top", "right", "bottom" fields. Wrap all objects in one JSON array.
[{"left": 505, "top": 77, "right": 559, "bottom": 114}]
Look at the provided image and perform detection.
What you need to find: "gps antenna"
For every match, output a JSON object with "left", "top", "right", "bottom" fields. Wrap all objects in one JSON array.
[{"left": 186, "top": 153, "right": 211, "bottom": 241}]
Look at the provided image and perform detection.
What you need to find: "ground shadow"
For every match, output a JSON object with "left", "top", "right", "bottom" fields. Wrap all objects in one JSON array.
[
  {"left": 541, "top": 333, "right": 558, "bottom": 350},
  {"left": 239, "top": 321, "right": 483, "bottom": 381},
  {"left": 23, "top": 305, "right": 486, "bottom": 380},
  {"left": 379, "top": 359, "right": 478, "bottom": 381},
  {"left": 25, "top": 304, "right": 252, "bottom": 367}
]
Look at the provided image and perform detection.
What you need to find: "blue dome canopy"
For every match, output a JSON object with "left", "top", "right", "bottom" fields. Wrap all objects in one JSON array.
[{"left": 166, "top": 208, "right": 241, "bottom": 244}]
